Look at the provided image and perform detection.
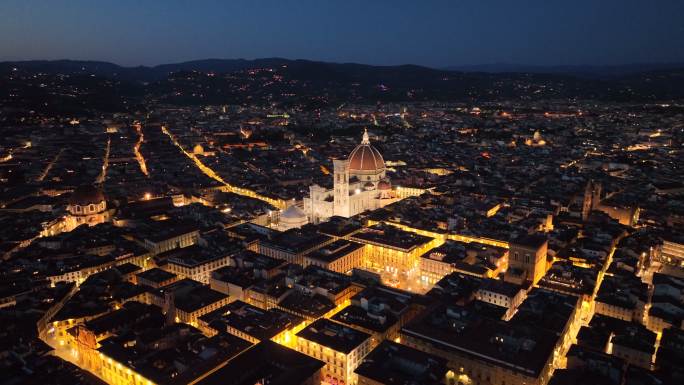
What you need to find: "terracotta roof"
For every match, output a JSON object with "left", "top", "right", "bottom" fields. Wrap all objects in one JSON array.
[
  {"left": 69, "top": 185, "right": 105, "bottom": 206},
  {"left": 348, "top": 129, "right": 384, "bottom": 172}
]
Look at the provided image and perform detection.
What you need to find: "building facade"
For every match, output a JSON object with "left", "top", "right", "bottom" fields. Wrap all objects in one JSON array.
[
  {"left": 65, "top": 185, "right": 110, "bottom": 231},
  {"left": 304, "top": 129, "right": 398, "bottom": 224}
]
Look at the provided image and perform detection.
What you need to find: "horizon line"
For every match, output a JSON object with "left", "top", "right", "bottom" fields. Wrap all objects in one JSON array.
[{"left": 2, "top": 57, "right": 684, "bottom": 71}]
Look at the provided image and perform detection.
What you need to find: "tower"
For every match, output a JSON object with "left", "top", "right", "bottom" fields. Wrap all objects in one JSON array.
[
  {"left": 582, "top": 179, "right": 602, "bottom": 221},
  {"left": 505, "top": 234, "right": 548, "bottom": 286},
  {"left": 333, "top": 159, "right": 350, "bottom": 217}
]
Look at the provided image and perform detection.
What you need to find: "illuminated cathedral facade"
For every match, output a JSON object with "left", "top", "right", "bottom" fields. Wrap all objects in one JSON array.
[{"left": 304, "top": 129, "right": 398, "bottom": 224}]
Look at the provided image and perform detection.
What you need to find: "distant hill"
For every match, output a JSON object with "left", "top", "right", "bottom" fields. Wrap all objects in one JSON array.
[
  {"left": 2, "top": 58, "right": 683, "bottom": 82},
  {"left": 2, "top": 58, "right": 684, "bottom": 110},
  {"left": 0, "top": 58, "right": 455, "bottom": 83},
  {"left": 443, "top": 62, "right": 684, "bottom": 77}
]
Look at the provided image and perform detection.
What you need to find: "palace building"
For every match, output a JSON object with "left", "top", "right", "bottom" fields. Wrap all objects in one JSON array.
[{"left": 304, "top": 129, "right": 398, "bottom": 224}]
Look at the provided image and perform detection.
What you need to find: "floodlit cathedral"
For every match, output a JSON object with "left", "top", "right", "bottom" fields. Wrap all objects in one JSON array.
[{"left": 304, "top": 129, "right": 398, "bottom": 224}]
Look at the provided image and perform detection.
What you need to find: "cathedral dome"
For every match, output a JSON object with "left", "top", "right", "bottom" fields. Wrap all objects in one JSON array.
[
  {"left": 69, "top": 185, "right": 105, "bottom": 207},
  {"left": 348, "top": 129, "right": 384, "bottom": 172}
]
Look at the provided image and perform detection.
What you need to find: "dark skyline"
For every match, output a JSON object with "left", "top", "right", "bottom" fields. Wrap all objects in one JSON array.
[{"left": 1, "top": 0, "right": 684, "bottom": 68}]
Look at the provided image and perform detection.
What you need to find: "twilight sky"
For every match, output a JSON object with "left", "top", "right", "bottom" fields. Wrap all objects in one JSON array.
[{"left": 1, "top": 0, "right": 683, "bottom": 67}]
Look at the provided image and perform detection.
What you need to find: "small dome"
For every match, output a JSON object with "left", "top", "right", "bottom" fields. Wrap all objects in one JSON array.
[
  {"left": 533, "top": 130, "right": 542, "bottom": 141},
  {"left": 281, "top": 205, "right": 306, "bottom": 220},
  {"left": 348, "top": 129, "right": 384, "bottom": 172},
  {"left": 378, "top": 180, "right": 391, "bottom": 190},
  {"left": 69, "top": 185, "right": 105, "bottom": 206}
]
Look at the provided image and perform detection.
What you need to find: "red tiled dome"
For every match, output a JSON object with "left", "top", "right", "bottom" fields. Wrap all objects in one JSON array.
[
  {"left": 348, "top": 129, "right": 384, "bottom": 172},
  {"left": 69, "top": 185, "right": 105, "bottom": 206}
]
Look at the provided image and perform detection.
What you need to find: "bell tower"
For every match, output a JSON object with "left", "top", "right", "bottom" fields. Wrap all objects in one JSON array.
[
  {"left": 582, "top": 179, "right": 602, "bottom": 221},
  {"left": 333, "top": 159, "right": 350, "bottom": 217}
]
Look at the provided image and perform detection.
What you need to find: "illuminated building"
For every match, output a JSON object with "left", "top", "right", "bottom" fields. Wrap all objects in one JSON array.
[
  {"left": 549, "top": 345, "right": 624, "bottom": 385},
  {"left": 138, "top": 221, "right": 200, "bottom": 255},
  {"left": 419, "top": 240, "right": 508, "bottom": 285},
  {"left": 525, "top": 130, "right": 547, "bottom": 147},
  {"left": 661, "top": 239, "right": 684, "bottom": 267},
  {"left": 647, "top": 273, "right": 684, "bottom": 333},
  {"left": 259, "top": 227, "right": 334, "bottom": 265},
  {"left": 46, "top": 257, "right": 117, "bottom": 287},
  {"left": 539, "top": 260, "right": 600, "bottom": 321},
  {"left": 197, "top": 300, "right": 306, "bottom": 346},
  {"left": 331, "top": 286, "right": 420, "bottom": 349},
  {"left": 351, "top": 223, "right": 439, "bottom": 276},
  {"left": 594, "top": 271, "right": 648, "bottom": 323},
  {"left": 582, "top": 180, "right": 639, "bottom": 226},
  {"left": 504, "top": 234, "right": 548, "bottom": 286},
  {"left": 278, "top": 204, "right": 309, "bottom": 230},
  {"left": 147, "top": 279, "right": 231, "bottom": 326},
  {"left": 401, "top": 304, "right": 557, "bottom": 385},
  {"left": 513, "top": 289, "right": 583, "bottom": 365},
  {"left": 66, "top": 302, "right": 163, "bottom": 375},
  {"left": 275, "top": 265, "right": 358, "bottom": 320},
  {"left": 65, "top": 185, "right": 110, "bottom": 231},
  {"left": 135, "top": 268, "right": 179, "bottom": 289},
  {"left": 355, "top": 340, "right": 448, "bottom": 385},
  {"left": 580, "top": 314, "right": 656, "bottom": 371},
  {"left": 162, "top": 244, "right": 235, "bottom": 284},
  {"left": 97, "top": 324, "right": 251, "bottom": 385},
  {"left": 402, "top": 289, "right": 581, "bottom": 385},
  {"left": 303, "top": 240, "right": 364, "bottom": 274},
  {"left": 304, "top": 129, "right": 399, "bottom": 224},
  {"left": 194, "top": 340, "right": 324, "bottom": 385},
  {"left": 243, "top": 275, "right": 293, "bottom": 311},
  {"left": 209, "top": 251, "right": 286, "bottom": 301},
  {"left": 475, "top": 278, "right": 525, "bottom": 320},
  {"left": 296, "top": 318, "right": 371, "bottom": 385}
]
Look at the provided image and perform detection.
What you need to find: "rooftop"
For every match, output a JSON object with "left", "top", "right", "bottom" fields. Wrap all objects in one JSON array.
[
  {"left": 402, "top": 303, "right": 559, "bottom": 377},
  {"left": 355, "top": 340, "right": 448, "bottom": 385},
  {"left": 264, "top": 226, "right": 332, "bottom": 254},
  {"left": 199, "top": 300, "right": 303, "bottom": 341},
  {"left": 305, "top": 239, "right": 364, "bottom": 264},
  {"left": 351, "top": 223, "right": 433, "bottom": 251},
  {"left": 136, "top": 267, "right": 177, "bottom": 284},
  {"left": 331, "top": 304, "right": 398, "bottom": 333},
  {"left": 98, "top": 324, "right": 251, "bottom": 385},
  {"left": 510, "top": 233, "right": 548, "bottom": 249},
  {"left": 296, "top": 318, "right": 371, "bottom": 354},
  {"left": 195, "top": 341, "right": 324, "bottom": 385},
  {"left": 155, "top": 279, "right": 228, "bottom": 314}
]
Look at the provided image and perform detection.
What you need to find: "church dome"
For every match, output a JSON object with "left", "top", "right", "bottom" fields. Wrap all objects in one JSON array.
[
  {"left": 378, "top": 180, "right": 391, "bottom": 190},
  {"left": 348, "top": 129, "right": 385, "bottom": 172},
  {"left": 281, "top": 205, "right": 307, "bottom": 221},
  {"left": 279, "top": 204, "right": 308, "bottom": 230},
  {"left": 69, "top": 185, "right": 105, "bottom": 207}
]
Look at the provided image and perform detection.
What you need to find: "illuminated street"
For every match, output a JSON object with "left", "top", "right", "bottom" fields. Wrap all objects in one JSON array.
[{"left": 133, "top": 122, "right": 149, "bottom": 177}]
